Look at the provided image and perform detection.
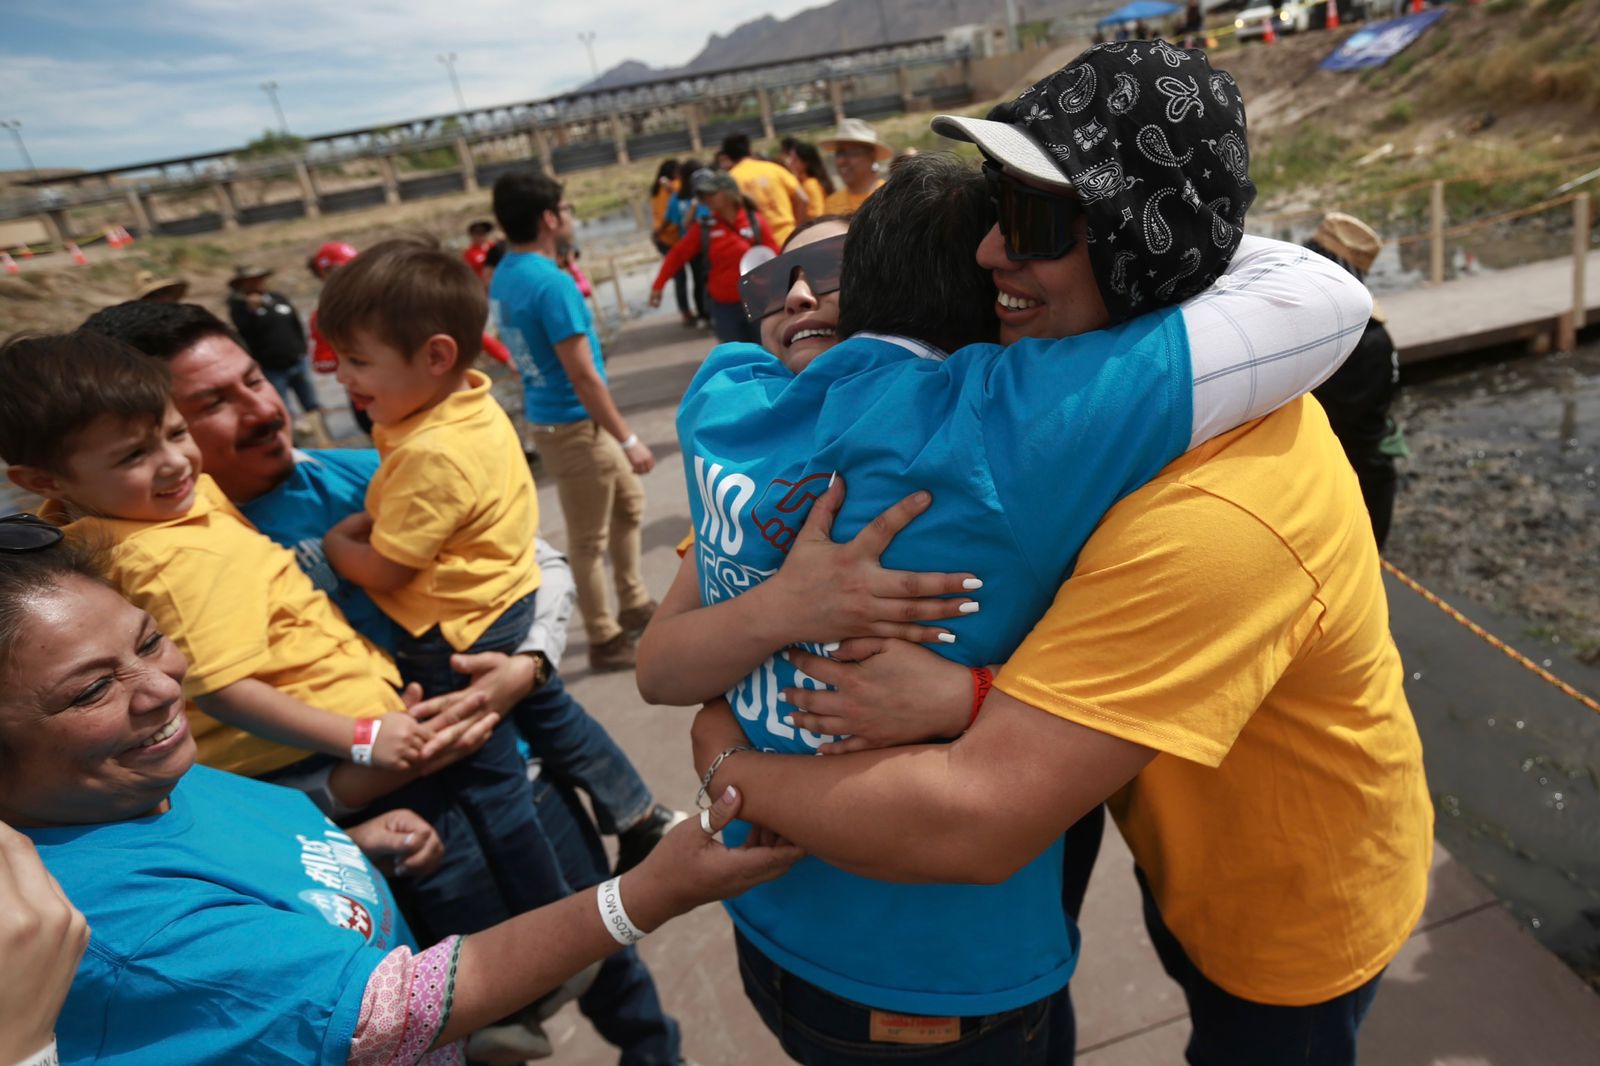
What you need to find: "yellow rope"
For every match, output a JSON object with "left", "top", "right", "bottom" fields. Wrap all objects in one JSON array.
[{"left": 1382, "top": 559, "right": 1600, "bottom": 715}]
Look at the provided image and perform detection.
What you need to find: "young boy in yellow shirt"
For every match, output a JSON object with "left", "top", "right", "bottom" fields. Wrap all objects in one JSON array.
[
  {"left": 0, "top": 331, "right": 430, "bottom": 781},
  {"left": 317, "top": 238, "right": 544, "bottom": 699}
]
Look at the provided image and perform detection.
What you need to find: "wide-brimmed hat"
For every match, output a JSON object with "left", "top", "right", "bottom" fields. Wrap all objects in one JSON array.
[
  {"left": 819, "top": 118, "right": 893, "bottom": 162},
  {"left": 228, "top": 264, "right": 273, "bottom": 288},
  {"left": 1311, "top": 212, "right": 1381, "bottom": 274},
  {"left": 933, "top": 41, "right": 1256, "bottom": 325},
  {"left": 133, "top": 269, "right": 188, "bottom": 301}
]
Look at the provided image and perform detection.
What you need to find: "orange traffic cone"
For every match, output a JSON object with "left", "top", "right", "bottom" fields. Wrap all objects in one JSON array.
[
  {"left": 104, "top": 226, "right": 122, "bottom": 249},
  {"left": 117, "top": 224, "right": 135, "bottom": 247},
  {"left": 1263, "top": 15, "right": 1277, "bottom": 43},
  {"left": 67, "top": 241, "right": 88, "bottom": 266},
  {"left": 1326, "top": 0, "right": 1340, "bottom": 29},
  {"left": 15, "top": 245, "right": 32, "bottom": 259},
  {"left": 2, "top": 251, "right": 18, "bottom": 275}
]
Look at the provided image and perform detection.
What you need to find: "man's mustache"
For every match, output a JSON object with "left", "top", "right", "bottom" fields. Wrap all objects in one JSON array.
[{"left": 239, "top": 417, "right": 288, "bottom": 448}]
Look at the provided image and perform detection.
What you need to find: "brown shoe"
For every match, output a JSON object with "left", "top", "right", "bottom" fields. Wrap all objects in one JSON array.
[
  {"left": 617, "top": 600, "right": 658, "bottom": 636},
  {"left": 589, "top": 632, "right": 638, "bottom": 672}
]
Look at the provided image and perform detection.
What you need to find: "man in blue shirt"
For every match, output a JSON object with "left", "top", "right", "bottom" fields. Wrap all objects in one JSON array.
[{"left": 491, "top": 169, "right": 658, "bottom": 672}]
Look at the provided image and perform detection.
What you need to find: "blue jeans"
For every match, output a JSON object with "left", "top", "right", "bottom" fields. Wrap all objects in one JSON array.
[
  {"left": 1136, "top": 867, "right": 1385, "bottom": 1066},
  {"left": 734, "top": 931, "right": 1073, "bottom": 1065},
  {"left": 708, "top": 298, "right": 759, "bottom": 344},
  {"left": 396, "top": 592, "right": 655, "bottom": 835},
  {"left": 529, "top": 774, "right": 683, "bottom": 1064},
  {"left": 513, "top": 670, "right": 654, "bottom": 835},
  {"left": 264, "top": 357, "right": 321, "bottom": 415}
]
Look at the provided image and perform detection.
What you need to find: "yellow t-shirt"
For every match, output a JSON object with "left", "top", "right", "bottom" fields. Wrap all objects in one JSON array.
[
  {"left": 729, "top": 157, "right": 801, "bottom": 245},
  {"left": 368, "top": 369, "right": 541, "bottom": 651},
  {"left": 800, "top": 176, "right": 827, "bottom": 223},
  {"left": 61, "top": 475, "right": 404, "bottom": 778},
  {"left": 998, "top": 398, "right": 1433, "bottom": 1007},
  {"left": 823, "top": 179, "right": 885, "bottom": 217}
]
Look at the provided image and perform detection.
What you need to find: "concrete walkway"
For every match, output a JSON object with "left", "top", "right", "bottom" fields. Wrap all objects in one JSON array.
[
  {"left": 530, "top": 301, "right": 1600, "bottom": 1065},
  {"left": 1387, "top": 250, "right": 1600, "bottom": 365}
]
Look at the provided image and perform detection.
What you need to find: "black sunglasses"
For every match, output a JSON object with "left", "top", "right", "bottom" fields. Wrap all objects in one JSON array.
[
  {"left": 0, "top": 513, "right": 64, "bottom": 554},
  {"left": 739, "top": 233, "right": 847, "bottom": 322},
  {"left": 982, "top": 162, "right": 1083, "bottom": 261}
]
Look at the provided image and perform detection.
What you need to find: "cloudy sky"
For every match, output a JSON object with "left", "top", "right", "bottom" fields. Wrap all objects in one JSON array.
[{"left": 1, "top": 0, "right": 820, "bottom": 171}]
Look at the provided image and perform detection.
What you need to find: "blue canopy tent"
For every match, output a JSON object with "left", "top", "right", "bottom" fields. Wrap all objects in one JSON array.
[{"left": 1097, "top": 0, "right": 1182, "bottom": 26}]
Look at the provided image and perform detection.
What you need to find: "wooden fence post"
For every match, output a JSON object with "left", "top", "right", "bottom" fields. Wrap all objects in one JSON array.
[{"left": 1429, "top": 180, "right": 1445, "bottom": 286}]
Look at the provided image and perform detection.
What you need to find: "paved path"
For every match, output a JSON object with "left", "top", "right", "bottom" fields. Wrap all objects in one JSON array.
[
  {"left": 1387, "top": 250, "right": 1600, "bottom": 365},
  {"left": 535, "top": 290, "right": 1600, "bottom": 1064}
]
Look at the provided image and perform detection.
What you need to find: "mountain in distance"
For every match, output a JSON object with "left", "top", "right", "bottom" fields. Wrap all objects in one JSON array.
[{"left": 582, "top": 0, "right": 1101, "bottom": 89}]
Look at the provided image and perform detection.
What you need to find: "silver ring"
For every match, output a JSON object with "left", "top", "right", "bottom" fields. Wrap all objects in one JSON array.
[{"left": 700, "top": 809, "right": 714, "bottom": 835}]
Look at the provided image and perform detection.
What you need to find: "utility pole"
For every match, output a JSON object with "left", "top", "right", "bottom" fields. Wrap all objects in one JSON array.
[
  {"left": 260, "top": 80, "right": 289, "bottom": 134},
  {"left": 437, "top": 52, "right": 468, "bottom": 116},
  {"left": 578, "top": 31, "right": 600, "bottom": 82},
  {"left": 1003, "top": 0, "right": 1020, "bottom": 51},
  {"left": 0, "top": 120, "right": 36, "bottom": 177}
]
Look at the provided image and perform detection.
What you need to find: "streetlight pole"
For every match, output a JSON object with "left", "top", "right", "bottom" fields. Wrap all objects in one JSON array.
[
  {"left": 0, "top": 120, "right": 37, "bottom": 177},
  {"left": 437, "top": 52, "right": 467, "bottom": 116},
  {"left": 578, "top": 31, "right": 600, "bottom": 82},
  {"left": 260, "top": 80, "right": 289, "bottom": 134}
]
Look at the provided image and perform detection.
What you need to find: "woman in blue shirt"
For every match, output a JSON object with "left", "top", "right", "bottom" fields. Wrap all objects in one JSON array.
[{"left": 0, "top": 524, "right": 800, "bottom": 1065}]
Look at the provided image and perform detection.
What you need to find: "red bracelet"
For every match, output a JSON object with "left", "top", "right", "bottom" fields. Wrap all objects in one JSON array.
[{"left": 968, "top": 667, "right": 994, "bottom": 731}]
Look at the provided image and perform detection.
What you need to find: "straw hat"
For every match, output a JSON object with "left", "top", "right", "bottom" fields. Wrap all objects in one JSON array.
[
  {"left": 1311, "top": 212, "right": 1382, "bottom": 274},
  {"left": 133, "top": 269, "right": 189, "bottom": 301},
  {"left": 819, "top": 118, "right": 893, "bottom": 162}
]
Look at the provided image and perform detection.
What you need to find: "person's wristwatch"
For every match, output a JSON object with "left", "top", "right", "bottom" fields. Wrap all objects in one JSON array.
[{"left": 521, "top": 651, "right": 552, "bottom": 693}]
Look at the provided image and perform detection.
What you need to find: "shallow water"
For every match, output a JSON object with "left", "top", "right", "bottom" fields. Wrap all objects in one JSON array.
[{"left": 1389, "top": 338, "right": 1600, "bottom": 987}]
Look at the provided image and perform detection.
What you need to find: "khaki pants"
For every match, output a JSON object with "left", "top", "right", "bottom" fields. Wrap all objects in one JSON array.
[{"left": 535, "top": 419, "right": 649, "bottom": 645}]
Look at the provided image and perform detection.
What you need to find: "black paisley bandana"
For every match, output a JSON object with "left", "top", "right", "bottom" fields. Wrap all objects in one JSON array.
[{"left": 986, "top": 41, "right": 1256, "bottom": 325}]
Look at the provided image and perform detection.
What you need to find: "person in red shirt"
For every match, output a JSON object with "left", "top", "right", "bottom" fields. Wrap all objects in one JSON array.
[
  {"left": 463, "top": 220, "right": 496, "bottom": 284},
  {"left": 648, "top": 170, "right": 776, "bottom": 344}
]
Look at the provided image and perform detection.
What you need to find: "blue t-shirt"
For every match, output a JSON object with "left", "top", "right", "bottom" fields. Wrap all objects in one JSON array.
[
  {"left": 677, "top": 314, "right": 1192, "bottom": 1015},
  {"left": 25, "top": 766, "right": 413, "bottom": 1065},
  {"left": 238, "top": 447, "right": 401, "bottom": 653},
  {"left": 490, "top": 250, "right": 606, "bottom": 424}
]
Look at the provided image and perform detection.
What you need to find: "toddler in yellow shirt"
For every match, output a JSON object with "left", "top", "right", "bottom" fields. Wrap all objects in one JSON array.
[
  {"left": 0, "top": 331, "right": 428, "bottom": 779},
  {"left": 318, "top": 238, "right": 542, "bottom": 698}
]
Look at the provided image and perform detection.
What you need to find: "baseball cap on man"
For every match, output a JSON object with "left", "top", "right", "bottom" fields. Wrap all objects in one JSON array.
[
  {"left": 691, "top": 169, "right": 740, "bottom": 197},
  {"left": 933, "top": 40, "right": 1257, "bottom": 324}
]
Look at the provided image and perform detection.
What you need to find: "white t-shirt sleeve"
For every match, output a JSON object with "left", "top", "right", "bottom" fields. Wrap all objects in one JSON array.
[{"left": 1179, "top": 235, "right": 1372, "bottom": 448}]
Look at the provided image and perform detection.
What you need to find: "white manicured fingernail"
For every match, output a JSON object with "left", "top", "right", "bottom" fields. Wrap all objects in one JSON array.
[
  {"left": 938, "top": 632, "right": 957, "bottom": 644},
  {"left": 959, "top": 601, "right": 981, "bottom": 614},
  {"left": 782, "top": 715, "right": 796, "bottom": 726},
  {"left": 828, "top": 471, "right": 838, "bottom": 487},
  {"left": 962, "top": 578, "right": 984, "bottom": 590}
]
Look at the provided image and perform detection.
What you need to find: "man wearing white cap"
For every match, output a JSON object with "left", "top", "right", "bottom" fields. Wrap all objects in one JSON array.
[
  {"left": 693, "top": 41, "right": 1431, "bottom": 1066},
  {"left": 819, "top": 118, "right": 892, "bottom": 215}
]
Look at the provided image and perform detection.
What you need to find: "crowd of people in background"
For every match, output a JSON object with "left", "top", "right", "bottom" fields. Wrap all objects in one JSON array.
[{"left": 0, "top": 38, "right": 1424, "bottom": 1066}]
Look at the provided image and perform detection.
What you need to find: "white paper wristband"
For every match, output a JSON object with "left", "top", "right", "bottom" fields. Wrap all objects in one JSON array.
[
  {"left": 351, "top": 718, "right": 382, "bottom": 767},
  {"left": 14, "top": 1037, "right": 59, "bottom": 1066},
  {"left": 620, "top": 433, "right": 640, "bottom": 450},
  {"left": 596, "top": 876, "right": 645, "bottom": 946}
]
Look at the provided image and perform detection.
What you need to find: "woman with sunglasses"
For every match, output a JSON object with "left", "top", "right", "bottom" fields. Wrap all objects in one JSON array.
[
  {"left": 637, "top": 151, "right": 1370, "bottom": 1063},
  {"left": 0, "top": 519, "right": 801, "bottom": 1065},
  {"left": 648, "top": 170, "right": 778, "bottom": 345}
]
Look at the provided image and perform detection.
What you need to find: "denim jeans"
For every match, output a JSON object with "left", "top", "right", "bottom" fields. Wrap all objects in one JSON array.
[
  {"left": 264, "top": 357, "right": 321, "bottom": 415},
  {"left": 708, "top": 298, "right": 760, "bottom": 344},
  {"left": 513, "top": 670, "right": 654, "bottom": 835},
  {"left": 1136, "top": 867, "right": 1385, "bottom": 1066},
  {"left": 654, "top": 238, "right": 690, "bottom": 317},
  {"left": 396, "top": 591, "right": 655, "bottom": 835},
  {"left": 734, "top": 931, "right": 1073, "bottom": 1065},
  {"left": 530, "top": 773, "right": 682, "bottom": 1065}
]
